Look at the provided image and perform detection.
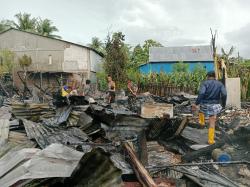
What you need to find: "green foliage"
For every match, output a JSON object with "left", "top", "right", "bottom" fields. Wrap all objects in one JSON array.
[
  {"left": 172, "top": 61, "right": 189, "bottom": 73},
  {"left": 11, "top": 13, "right": 37, "bottom": 32},
  {"left": 130, "top": 44, "right": 146, "bottom": 66},
  {"left": 104, "top": 32, "right": 129, "bottom": 88},
  {"left": 193, "top": 63, "right": 207, "bottom": 75},
  {"left": 126, "top": 68, "right": 141, "bottom": 83},
  {"left": 227, "top": 61, "right": 250, "bottom": 100},
  {"left": 1, "top": 12, "right": 61, "bottom": 38},
  {"left": 133, "top": 71, "right": 206, "bottom": 94},
  {"left": 131, "top": 40, "right": 163, "bottom": 66},
  {"left": 88, "top": 37, "right": 104, "bottom": 54},
  {"left": 0, "top": 49, "right": 15, "bottom": 76},
  {"left": 0, "top": 20, "right": 11, "bottom": 32},
  {"left": 142, "top": 39, "right": 163, "bottom": 62},
  {"left": 88, "top": 34, "right": 163, "bottom": 88},
  {"left": 96, "top": 71, "right": 107, "bottom": 91},
  {"left": 36, "top": 18, "right": 61, "bottom": 39},
  {"left": 18, "top": 54, "right": 32, "bottom": 69}
]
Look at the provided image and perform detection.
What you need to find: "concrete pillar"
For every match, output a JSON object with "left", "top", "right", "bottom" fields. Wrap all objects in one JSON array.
[{"left": 226, "top": 78, "right": 241, "bottom": 108}]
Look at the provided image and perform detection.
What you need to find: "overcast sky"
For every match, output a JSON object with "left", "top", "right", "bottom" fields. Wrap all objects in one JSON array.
[{"left": 1, "top": 0, "right": 250, "bottom": 58}]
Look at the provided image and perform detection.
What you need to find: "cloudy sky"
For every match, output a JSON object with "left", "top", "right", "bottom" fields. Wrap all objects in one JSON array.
[{"left": 1, "top": 0, "right": 250, "bottom": 58}]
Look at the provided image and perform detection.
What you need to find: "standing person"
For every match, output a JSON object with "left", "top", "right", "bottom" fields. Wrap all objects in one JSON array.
[
  {"left": 107, "top": 75, "right": 116, "bottom": 103},
  {"left": 83, "top": 79, "right": 92, "bottom": 97},
  {"left": 127, "top": 80, "right": 138, "bottom": 96},
  {"left": 193, "top": 71, "right": 227, "bottom": 145}
]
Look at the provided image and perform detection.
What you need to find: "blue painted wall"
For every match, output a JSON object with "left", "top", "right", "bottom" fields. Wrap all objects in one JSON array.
[{"left": 139, "top": 61, "right": 214, "bottom": 74}]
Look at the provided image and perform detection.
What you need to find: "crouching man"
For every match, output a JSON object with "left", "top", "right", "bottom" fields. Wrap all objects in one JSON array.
[{"left": 193, "top": 71, "right": 227, "bottom": 144}]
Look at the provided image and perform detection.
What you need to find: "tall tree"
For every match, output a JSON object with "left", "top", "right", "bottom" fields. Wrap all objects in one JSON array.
[
  {"left": 131, "top": 39, "right": 163, "bottom": 65},
  {"left": 131, "top": 44, "right": 145, "bottom": 66},
  {"left": 104, "top": 32, "right": 129, "bottom": 87},
  {"left": 88, "top": 37, "right": 104, "bottom": 53},
  {"left": 142, "top": 39, "right": 163, "bottom": 62},
  {"left": 10, "top": 13, "right": 37, "bottom": 32},
  {"left": 0, "top": 20, "right": 11, "bottom": 32},
  {"left": 36, "top": 18, "right": 61, "bottom": 38}
]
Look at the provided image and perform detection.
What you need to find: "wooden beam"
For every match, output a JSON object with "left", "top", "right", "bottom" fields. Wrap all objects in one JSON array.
[{"left": 123, "top": 142, "right": 157, "bottom": 187}]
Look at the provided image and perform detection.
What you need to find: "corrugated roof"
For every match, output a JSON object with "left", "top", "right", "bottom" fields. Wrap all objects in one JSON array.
[
  {"left": 149, "top": 45, "right": 213, "bottom": 62},
  {"left": 0, "top": 28, "right": 104, "bottom": 57}
]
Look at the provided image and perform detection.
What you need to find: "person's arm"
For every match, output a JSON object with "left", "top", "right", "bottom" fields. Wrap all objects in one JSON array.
[
  {"left": 133, "top": 83, "right": 138, "bottom": 96},
  {"left": 127, "top": 84, "right": 134, "bottom": 95},
  {"left": 221, "top": 85, "right": 227, "bottom": 107},
  {"left": 195, "top": 83, "right": 206, "bottom": 105}
]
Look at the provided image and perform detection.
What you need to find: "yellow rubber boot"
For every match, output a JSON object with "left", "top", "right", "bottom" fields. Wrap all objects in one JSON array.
[
  {"left": 199, "top": 112, "right": 205, "bottom": 126},
  {"left": 208, "top": 128, "right": 215, "bottom": 145}
]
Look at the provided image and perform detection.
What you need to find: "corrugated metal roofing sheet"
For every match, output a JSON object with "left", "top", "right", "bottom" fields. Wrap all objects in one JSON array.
[{"left": 149, "top": 45, "right": 213, "bottom": 62}]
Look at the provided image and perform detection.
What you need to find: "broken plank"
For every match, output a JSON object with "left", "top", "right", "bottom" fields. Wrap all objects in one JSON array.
[
  {"left": 123, "top": 142, "right": 157, "bottom": 187},
  {"left": 0, "top": 119, "right": 10, "bottom": 145}
]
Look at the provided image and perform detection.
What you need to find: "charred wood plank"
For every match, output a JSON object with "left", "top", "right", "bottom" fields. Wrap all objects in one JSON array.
[{"left": 123, "top": 142, "right": 157, "bottom": 187}]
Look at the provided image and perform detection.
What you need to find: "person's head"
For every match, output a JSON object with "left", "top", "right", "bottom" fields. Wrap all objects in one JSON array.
[
  {"left": 127, "top": 79, "right": 131, "bottom": 84},
  {"left": 86, "top": 79, "right": 91, "bottom": 85},
  {"left": 107, "top": 75, "right": 112, "bottom": 82},
  {"left": 207, "top": 71, "right": 216, "bottom": 79}
]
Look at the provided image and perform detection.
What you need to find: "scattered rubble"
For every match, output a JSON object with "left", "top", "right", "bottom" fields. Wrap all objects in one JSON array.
[{"left": 0, "top": 92, "right": 249, "bottom": 186}]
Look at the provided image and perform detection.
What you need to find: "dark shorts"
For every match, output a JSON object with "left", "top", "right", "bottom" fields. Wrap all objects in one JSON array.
[
  {"left": 109, "top": 91, "right": 116, "bottom": 103},
  {"left": 200, "top": 104, "right": 222, "bottom": 117}
]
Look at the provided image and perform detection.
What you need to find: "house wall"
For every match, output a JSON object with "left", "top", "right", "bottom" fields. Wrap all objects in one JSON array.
[
  {"left": 90, "top": 50, "right": 103, "bottom": 73},
  {"left": 0, "top": 29, "right": 65, "bottom": 72},
  {"left": 0, "top": 29, "right": 104, "bottom": 89},
  {"left": 139, "top": 61, "right": 214, "bottom": 74},
  {"left": 63, "top": 44, "right": 89, "bottom": 72}
]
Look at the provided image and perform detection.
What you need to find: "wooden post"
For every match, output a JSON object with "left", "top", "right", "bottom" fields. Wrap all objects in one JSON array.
[{"left": 123, "top": 142, "right": 157, "bottom": 187}]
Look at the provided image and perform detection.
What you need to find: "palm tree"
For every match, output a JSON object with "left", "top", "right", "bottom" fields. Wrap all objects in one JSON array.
[
  {"left": 10, "top": 13, "right": 37, "bottom": 32},
  {"left": 36, "top": 18, "right": 61, "bottom": 39},
  {"left": 88, "top": 37, "right": 103, "bottom": 52},
  {"left": 0, "top": 20, "right": 11, "bottom": 32}
]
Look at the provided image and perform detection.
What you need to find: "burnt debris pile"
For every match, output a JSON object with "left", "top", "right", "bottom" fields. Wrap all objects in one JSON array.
[{"left": 0, "top": 93, "right": 249, "bottom": 187}]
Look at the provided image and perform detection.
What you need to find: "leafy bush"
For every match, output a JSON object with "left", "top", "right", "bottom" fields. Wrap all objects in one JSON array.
[
  {"left": 172, "top": 61, "right": 189, "bottom": 72},
  {"left": 96, "top": 71, "right": 108, "bottom": 91},
  {"left": 18, "top": 54, "right": 32, "bottom": 68},
  {"left": 0, "top": 49, "right": 15, "bottom": 76}
]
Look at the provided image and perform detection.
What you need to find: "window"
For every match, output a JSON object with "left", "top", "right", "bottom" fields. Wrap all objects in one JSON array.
[{"left": 48, "top": 55, "right": 52, "bottom": 65}]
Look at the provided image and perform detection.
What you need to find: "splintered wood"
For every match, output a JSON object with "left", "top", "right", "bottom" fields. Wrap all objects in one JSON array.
[{"left": 124, "top": 142, "right": 157, "bottom": 187}]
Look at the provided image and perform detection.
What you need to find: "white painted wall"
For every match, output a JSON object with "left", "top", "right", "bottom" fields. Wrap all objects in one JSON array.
[
  {"left": 63, "top": 44, "right": 89, "bottom": 72},
  {"left": 90, "top": 50, "right": 103, "bottom": 72}
]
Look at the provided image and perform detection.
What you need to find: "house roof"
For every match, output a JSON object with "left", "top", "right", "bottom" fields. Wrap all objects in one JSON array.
[
  {"left": 0, "top": 28, "right": 104, "bottom": 57},
  {"left": 149, "top": 45, "right": 213, "bottom": 62}
]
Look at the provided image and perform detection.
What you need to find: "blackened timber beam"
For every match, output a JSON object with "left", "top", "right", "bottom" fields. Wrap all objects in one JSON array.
[{"left": 123, "top": 142, "right": 157, "bottom": 187}]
